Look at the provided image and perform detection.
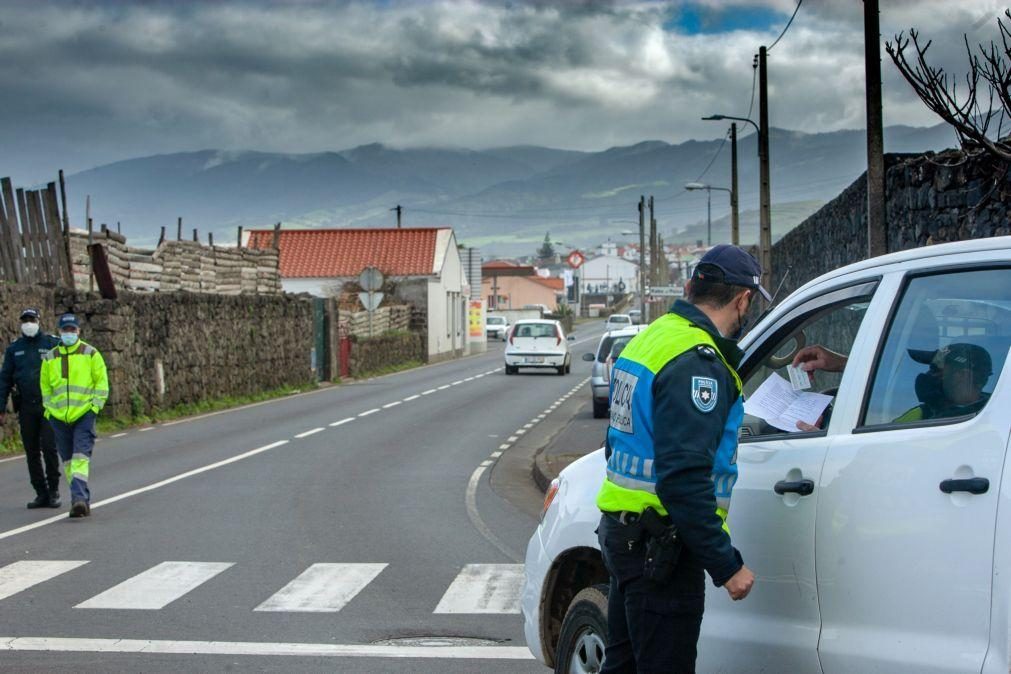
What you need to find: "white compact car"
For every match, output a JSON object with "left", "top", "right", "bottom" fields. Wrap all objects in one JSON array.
[
  {"left": 522, "top": 237, "right": 1011, "bottom": 674},
  {"left": 505, "top": 319, "right": 573, "bottom": 375},
  {"left": 486, "top": 314, "right": 510, "bottom": 341},
  {"left": 605, "top": 313, "right": 632, "bottom": 329}
]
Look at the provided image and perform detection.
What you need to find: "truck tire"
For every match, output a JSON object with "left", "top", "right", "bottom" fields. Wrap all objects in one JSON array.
[
  {"left": 554, "top": 584, "right": 609, "bottom": 674},
  {"left": 592, "top": 399, "right": 608, "bottom": 419}
]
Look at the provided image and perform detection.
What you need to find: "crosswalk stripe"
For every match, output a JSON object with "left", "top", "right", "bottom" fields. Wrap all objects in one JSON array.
[
  {"left": 75, "top": 562, "right": 233, "bottom": 610},
  {"left": 255, "top": 563, "right": 387, "bottom": 613},
  {"left": 0, "top": 561, "right": 88, "bottom": 602},
  {"left": 434, "top": 564, "right": 524, "bottom": 614}
]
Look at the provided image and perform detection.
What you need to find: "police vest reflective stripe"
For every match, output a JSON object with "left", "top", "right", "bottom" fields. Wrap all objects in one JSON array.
[
  {"left": 40, "top": 341, "right": 109, "bottom": 424},
  {"left": 596, "top": 312, "right": 743, "bottom": 526}
]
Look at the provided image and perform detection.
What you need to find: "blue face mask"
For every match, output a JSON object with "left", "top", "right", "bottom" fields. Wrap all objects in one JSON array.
[{"left": 61, "top": 332, "right": 79, "bottom": 347}]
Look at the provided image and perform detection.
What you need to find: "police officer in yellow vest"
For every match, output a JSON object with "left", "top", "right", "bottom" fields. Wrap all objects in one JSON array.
[
  {"left": 596, "top": 245, "right": 768, "bottom": 673},
  {"left": 40, "top": 314, "right": 109, "bottom": 519}
]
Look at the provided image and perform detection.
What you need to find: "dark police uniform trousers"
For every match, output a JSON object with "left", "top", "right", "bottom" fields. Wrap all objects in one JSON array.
[{"left": 598, "top": 514, "right": 705, "bottom": 674}]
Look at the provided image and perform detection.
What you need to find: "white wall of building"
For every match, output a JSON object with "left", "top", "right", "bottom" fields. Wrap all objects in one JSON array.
[
  {"left": 580, "top": 255, "right": 639, "bottom": 294},
  {"left": 426, "top": 230, "right": 465, "bottom": 360}
]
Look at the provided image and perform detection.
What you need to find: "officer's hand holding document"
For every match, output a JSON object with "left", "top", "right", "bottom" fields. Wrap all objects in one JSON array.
[{"left": 744, "top": 370, "right": 834, "bottom": 432}]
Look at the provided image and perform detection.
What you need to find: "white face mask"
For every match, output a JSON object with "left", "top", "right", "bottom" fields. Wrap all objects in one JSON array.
[{"left": 20, "top": 322, "right": 39, "bottom": 338}]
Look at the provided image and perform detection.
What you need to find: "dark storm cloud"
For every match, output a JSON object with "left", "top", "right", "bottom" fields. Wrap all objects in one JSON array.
[{"left": 0, "top": 0, "right": 1001, "bottom": 182}]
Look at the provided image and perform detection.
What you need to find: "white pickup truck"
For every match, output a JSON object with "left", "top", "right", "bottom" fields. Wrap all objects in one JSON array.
[{"left": 522, "top": 237, "right": 1011, "bottom": 674}]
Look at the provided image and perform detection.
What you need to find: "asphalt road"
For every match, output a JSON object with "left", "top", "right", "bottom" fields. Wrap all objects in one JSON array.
[{"left": 0, "top": 321, "right": 607, "bottom": 672}]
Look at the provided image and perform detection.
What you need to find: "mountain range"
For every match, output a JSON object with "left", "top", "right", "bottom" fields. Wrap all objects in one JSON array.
[{"left": 57, "top": 122, "right": 959, "bottom": 256}]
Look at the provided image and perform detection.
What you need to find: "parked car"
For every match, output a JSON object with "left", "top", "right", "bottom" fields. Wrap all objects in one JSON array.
[
  {"left": 582, "top": 326, "right": 647, "bottom": 418},
  {"left": 523, "top": 303, "right": 552, "bottom": 317},
  {"left": 605, "top": 313, "right": 632, "bottom": 329},
  {"left": 485, "top": 314, "right": 510, "bottom": 341},
  {"left": 505, "top": 319, "right": 573, "bottom": 375},
  {"left": 627, "top": 309, "right": 642, "bottom": 325},
  {"left": 522, "top": 237, "right": 1011, "bottom": 674}
]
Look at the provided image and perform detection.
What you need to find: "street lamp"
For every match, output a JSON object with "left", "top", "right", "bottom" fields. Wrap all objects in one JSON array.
[
  {"left": 685, "top": 182, "right": 732, "bottom": 247},
  {"left": 703, "top": 112, "right": 770, "bottom": 292}
]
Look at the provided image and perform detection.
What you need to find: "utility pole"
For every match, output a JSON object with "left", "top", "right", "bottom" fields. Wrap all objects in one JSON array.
[
  {"left": 730, "top": 122, "right": 740, "bottom": 246},
  {"left": 638, "top": 196, "right": 646, "bottom": 316},
  {"left": 758, "top": 46, "right": 773, "bottom": 291},
  {"left": 649, "top": 196, "right": 657, "bottom": 321},
  {"left": 864, "top": 0, "right": 887, "bottom": 258},
  {"left": 392, "top": 205, "right": 403, "bottom": 228},
  {"left": 705, "top": 188, "right": 712, "bottom": 247}
]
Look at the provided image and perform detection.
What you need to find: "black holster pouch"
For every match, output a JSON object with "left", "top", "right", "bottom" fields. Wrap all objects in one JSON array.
[{"left": 640, "top": 508, "right": 682, "bottom": 584}]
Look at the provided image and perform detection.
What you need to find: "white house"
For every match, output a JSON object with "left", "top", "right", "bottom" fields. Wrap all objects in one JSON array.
[
  {"left": 579, "top": 254, "right": 639, "bottom": 295},
  {"left": 245, "top": 227, "right": 468, "bottom": 362}
]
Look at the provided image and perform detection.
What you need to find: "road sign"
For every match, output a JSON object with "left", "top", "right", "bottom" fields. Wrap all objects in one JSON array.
[
  {"left": 358, "top": 267, "right": 384, "bottom": 292},
  {"left": 358, "top": 291, "right": 384, "bottom": 312},
  {"left": 650, "top": 286, "right": 684, "bottom": 297},
  {"left": 566, "top": 251, "right": 585, "bottom": 269}
]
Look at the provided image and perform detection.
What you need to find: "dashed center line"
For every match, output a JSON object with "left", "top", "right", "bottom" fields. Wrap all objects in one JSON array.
[
  {"left": 329, "top": 418, "right": 355, "bottom": 427},
  {"left": 382, "top": 401, "right": 401, "bottom": 409},
  {"left": 422, "top": 389, "right": 437, "bottom": 395},
  {"left": 294, "top": 428, "right": 325, "bottom": 439},
  {"left": 359, "top": 409, "right": 380, "bottom": 417},
  {"left": 438, "top": 384, "right": 451, "bottom": 390},
  {"left": 403, "top": 395, "right": 420, "bottom": 402}
]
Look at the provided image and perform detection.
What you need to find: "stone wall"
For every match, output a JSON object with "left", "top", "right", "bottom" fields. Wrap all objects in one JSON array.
[
  {"left": 347, "top": 332, "right": 425, "bottom": 378},
  {"left": 772, "top": 149, "right": 1011, "bottom": 296},
  {"left": 0, "top": 286, "right": 314, "bottom": 432}
]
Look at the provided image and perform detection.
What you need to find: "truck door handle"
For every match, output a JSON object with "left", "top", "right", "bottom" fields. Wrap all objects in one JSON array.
[
  {"left": 774, "top": 479, "right": 814, "bottom": 496},
  {"left": 939, "top": 477, "right": 989, "bottom": 495}
]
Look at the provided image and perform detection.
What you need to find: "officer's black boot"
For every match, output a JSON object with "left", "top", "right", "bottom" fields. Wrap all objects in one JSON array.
[
  {"left": 47, "top": 488, "right": 61, "bottom": 508},
  {"left": 26, "top": 492, "right": 49, "bottom": 509}
]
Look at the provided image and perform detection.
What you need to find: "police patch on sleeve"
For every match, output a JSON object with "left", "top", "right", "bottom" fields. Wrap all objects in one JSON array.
[
  {"left": 691, "top": 376, "right": 718, "bottom": 413},
  {"left": 609, "top": 369, "right": 638, "bottom": 433}
]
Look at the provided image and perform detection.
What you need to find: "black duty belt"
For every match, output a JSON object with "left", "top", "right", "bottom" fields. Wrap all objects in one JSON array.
[{"left": 604, "top": 510, "right": 671, "bottom": 527}]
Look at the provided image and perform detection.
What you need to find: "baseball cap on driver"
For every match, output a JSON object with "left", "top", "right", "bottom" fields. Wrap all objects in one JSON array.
[{"left": 692, "top": 244, "right": 772, "bottom": 302}]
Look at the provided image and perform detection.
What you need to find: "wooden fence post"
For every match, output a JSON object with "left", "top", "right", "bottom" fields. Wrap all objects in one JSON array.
[{"left": 2, "top": 178, "right": 24, "bottom": 282}]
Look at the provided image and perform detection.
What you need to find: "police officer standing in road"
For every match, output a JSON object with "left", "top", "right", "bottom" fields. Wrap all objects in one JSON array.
[
  {"left": 41, "top": 314, "right": 109, "bottom": 519},
  {"left": 0, "top": 308, "right": 62, "bottom": 509},
  {"left": 596, "top": 245, "right": 768, "bottom": 673}
]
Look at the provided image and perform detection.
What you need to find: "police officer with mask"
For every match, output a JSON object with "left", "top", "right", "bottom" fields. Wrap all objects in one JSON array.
[
  {"left": 596, "top": 245, "right": 767, "bottom": 673},
  {"left": 0, "top": 309, "right": 62, "bottom": 509}
]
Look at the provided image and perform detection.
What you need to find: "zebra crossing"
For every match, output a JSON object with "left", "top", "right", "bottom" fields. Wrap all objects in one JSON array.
[{"left": 0, "top": 560, "right": 525, "bottom": 615}]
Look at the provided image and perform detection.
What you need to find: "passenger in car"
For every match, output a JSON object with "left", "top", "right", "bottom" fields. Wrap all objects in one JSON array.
[{"left": 894, "top": 343, "right": 992, "bottom": 422}]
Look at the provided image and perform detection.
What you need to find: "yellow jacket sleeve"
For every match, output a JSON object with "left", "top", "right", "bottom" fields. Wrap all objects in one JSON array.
[
  {"left": 40, "top": 357, "right": 53, "bottom": 419},
  {"left": 91, "top": 350, "right": 109, "bottom": 414}
]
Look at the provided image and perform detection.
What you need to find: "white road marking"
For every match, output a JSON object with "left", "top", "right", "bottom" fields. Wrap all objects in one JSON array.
[
  {"left": 515, "top": 429, "right": 526, "bottom": 435},
  {"left": 382, "top": 401, "right": 401, "bottom": 409},
  {"left": 138, "top": 427, "right": 154, "bottom": 433},
  {"left": 403, "top": 395, "right": 420, "bottom": 402},
  {"left": 329, "top": 418, "right": 355, "bottom": 427},
  {"left": 464, "top": 465, "right": 521, "bottom": 563},
  {"left": 0, "top": 440, "right": 289, "bottom": 543},
  {"left": 489, "top": 451, "right": 502, "bottom": 459},
  {"left": 0, "top": 561, "right": 88, "bottom": 602},
  {"left": 523, "top": 423, "right": 534, "bottom": 429},
  {"left": 76, "top": 562, "right": 233, "bottom": 610},
  {"left": 451, "top": 380, "right": 464, "bottom": 386},
  {"left": 359, "top": 409, "right": 380, "bottom": 417},
  {"left": 434, "top": 564, "right": 524, "bottom": 614},
  {"left": 507, "top": 436, "right": 519, "bottom": 442},
  {"left": 474, "top": 374, "right": 484, "bottom": 379},
  {"left": 464, "top": 377, "right": 475, "bottom": 382},
  {"left": 255, "top": 563, "right": 387, "bottom": 613},
  {"left": 498, "top": 444, "right": 510, "bottom": 450},
  {"left": 110, "top": 433, "right": 128, "bottom": 438},
  {"left": 437, "top": 384, "right": 451, "bottom": 390},
  {"left": 0, "top": 636, "right": 534, "bottom": 660},
  {"left": 0, "top": 454, "right": 23, "bottom": 464},
  {"left": 421, "top": 389, "right": 437, "bottom": 395},
  {"left": 294, "top": 428, "right": 325, "bottom": 439}
]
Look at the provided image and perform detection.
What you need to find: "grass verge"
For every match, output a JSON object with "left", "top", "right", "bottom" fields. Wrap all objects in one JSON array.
[{"left": 351, "top": 359, "right": 424, "bottom": 380}]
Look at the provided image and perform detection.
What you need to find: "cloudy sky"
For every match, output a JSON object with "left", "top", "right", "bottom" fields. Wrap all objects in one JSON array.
[{"left": 1, "top": 0, "right": 1004, "bottom": 182}]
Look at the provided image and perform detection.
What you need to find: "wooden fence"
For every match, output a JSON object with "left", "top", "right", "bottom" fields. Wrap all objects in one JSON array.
[{"left": 0, "top": 176, "right": 73, "bottom": 287}]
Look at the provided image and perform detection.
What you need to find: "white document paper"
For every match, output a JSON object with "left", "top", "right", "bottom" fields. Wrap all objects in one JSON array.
[
  {"left": 744, "top": 373, "right": 833, "bottom": 433},
  {"left": 786, "top": 363, "right": 812, "bottom": 391}
]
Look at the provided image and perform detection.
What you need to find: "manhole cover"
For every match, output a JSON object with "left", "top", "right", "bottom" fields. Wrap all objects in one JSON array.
[{"left": 372, "top": 636, "right": 504, "bottom": 648}]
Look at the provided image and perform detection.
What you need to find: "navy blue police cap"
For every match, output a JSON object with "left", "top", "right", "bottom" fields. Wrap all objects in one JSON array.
[
  {"left": 19, "top": 308, "right": 40, "bottom": 320},
  {"left": 692, "top": 244, "right": 772, "bottom": 302},
  {"left": 58, "top": 313, "right": 80, "bottom": 330}
]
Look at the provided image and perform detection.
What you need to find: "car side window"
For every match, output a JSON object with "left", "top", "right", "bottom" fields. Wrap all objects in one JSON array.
[
  {"left": 739, "top": 291, "right": 874, "bottom": 440},
  {"left": 861, "top": 268, "right": 1011, "bottom": 428}
]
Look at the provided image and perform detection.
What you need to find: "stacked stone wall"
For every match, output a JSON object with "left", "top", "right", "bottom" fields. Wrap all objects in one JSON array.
[
  {"left": 772, "top": 149, "right": 1011, "bottom": 296},
  {"left": 0, "top": 286, "right": 313, "bottom": 435},
  {"left": 348, "top": 332, "right": 425, "bottom": 377}
]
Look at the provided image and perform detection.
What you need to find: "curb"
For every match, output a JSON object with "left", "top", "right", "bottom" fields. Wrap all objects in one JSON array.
[{"left": 532, "top": 445, "right": 554, "bottom": 494}]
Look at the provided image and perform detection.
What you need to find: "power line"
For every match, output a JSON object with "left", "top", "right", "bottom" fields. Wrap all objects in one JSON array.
[
  {"left": 767, "top": 0, "right": 802, "bottom": 52},
  {"left": 746, "top": 59, "right": 758, "bottom": 120},
  {"left": 693, "top": 129, "right": 730, "bottom": 183}
]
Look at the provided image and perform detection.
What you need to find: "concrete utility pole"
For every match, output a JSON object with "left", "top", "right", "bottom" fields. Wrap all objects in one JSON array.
[
  {"left": 392, "top": 205, "right": 403, "bottom": 229},
  {"left": 730, "top": 123, "right": 740, "bottom": 246},
  {"left": 638, "top": 196, "right": 646, "bottom": 316},
  {"left": 864, "top": 0, "right": 887, "bottom": 258},
  {"left": 758, "top": 46, "right": 773, "bottom": 291},
  {"left": 649, "top": 196, "right": 657, "bottom": 321}
]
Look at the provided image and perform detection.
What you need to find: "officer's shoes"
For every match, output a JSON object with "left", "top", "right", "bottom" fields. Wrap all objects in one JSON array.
[
  {"left": 69, "top": 501, "right": 90, "bottom": 518},
  {"left": 26, "top": 494, "right": 49, "bottom": 509},
  {"left": 47, "top": 490, "right": 61, "bottom": 508}
]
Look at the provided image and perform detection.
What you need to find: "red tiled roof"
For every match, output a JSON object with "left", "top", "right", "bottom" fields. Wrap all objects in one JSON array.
[
  {"left": 482, "top": 260, "right": 520, "bottom": 269},
  {"left": 246, "top": 228, "right": 447, "bottom": 278},
  {"left": 529, "top": 276, "right": 564, "bottom": 290}
]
